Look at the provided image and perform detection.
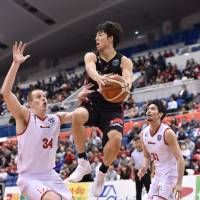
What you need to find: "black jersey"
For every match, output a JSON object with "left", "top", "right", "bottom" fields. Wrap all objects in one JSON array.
[{"left": 85, "top": 51, "right": 123, "bottom": 110}]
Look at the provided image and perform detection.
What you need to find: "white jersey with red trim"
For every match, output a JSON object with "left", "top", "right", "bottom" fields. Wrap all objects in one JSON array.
[
  {"left": 17, "top": 113, "right": 60, "bottom": 174},
  {"left": 143, "top": 123, "right": 177, "bottom": 179}
]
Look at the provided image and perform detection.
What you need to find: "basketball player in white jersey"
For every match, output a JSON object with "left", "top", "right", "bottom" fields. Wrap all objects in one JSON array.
[
  {"left": 1, "top": 41, "right": 92, "bottom": 200},
  {"left": 138, "top": 100, "right": 185, "bottom": 200}
]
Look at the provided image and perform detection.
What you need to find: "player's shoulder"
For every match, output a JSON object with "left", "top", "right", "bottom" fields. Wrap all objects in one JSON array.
[
  {"left": 164, "top": 127, "right": 177, "bottom": 145},
  {"left": 84, "top": 52, "right": 97, "bottom": 62}
]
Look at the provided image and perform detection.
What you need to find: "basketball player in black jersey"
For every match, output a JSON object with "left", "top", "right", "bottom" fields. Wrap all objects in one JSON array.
[{"left": 67, "top": 21, "right": 133, "bottom": 196}]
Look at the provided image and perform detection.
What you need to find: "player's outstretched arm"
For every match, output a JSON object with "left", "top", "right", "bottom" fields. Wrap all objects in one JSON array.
[
  {"left": 165, "top": 129, "right": 185, "bottom": 200},
  {"left": 121, "top": 56, "right": 133, "bottom": 89},
  {"left": 1, "top": 41, "right": 30, "bottom": 120}
]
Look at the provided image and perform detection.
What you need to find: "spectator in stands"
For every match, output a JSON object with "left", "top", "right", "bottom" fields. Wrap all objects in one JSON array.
[
  {"left": 180, "top": 143, "right": 191, "bottom": 160},
  {"left": 145, "top": 60, "right": 157, "bottom": 85},
  {"left": 148, "top": 52, "right": 156, "bottom": 65},
  {"left": 185, "top": 137, "right": 195, "bottom": 153},
  {"left": 163, "top": 50, "right": 170, "bottom": 58},
  {"left": 91, "top": 156, "right": 100, "bottom": 178},
  {"left": 180, "top": 116, "right": 189, "bottom": 130},
  {"left": 55, "top": 156, "right": 64, "bottom": 173},
  {"left": 191, "top": 155, "right": 200, "bottom": 175},
  {"left": 170, "top": 117, "right": 179, "bottom": 133},
  {"left": 127, "top": 122, "right": 141, "bottom": 142},
  {"left": 91, "top": 127, "right": 102, "bottom": 148},
  {"left": 182, "top": 62, "right": 193, "bottom": 79},
  {"left": 178, "top": 85, "right": 189, "bottom": 102},
  {"left": 157, "top": 52, "right": 166, "bottom": 72},
  {"left": 167, "top": 95, "right": 178, "bottom": 112},
  {"left": 177, "top": 127, "right": 187, "bottom": 141},
  {"left": 168, "top": 49, "right": 175, "bottom": 57},
  {"left": 171, "top": 64, "right": 182, "bottom": 80},
  {"left": 189, "top": 116, "right": 199, "bottom": 129},
  {"left": 124, "top": 103, "right": 139, "bottom": 119},
  {"left": 65, "top": 149, "right": 75, "bottom": 165},
  {"left": 118, "top": 151, "right": 130, "bottom": 167},
  {"left": 119, "top": 164, "right": 132, "bottom": 180}
]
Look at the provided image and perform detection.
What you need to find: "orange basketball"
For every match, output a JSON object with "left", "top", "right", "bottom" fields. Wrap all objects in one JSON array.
[{"left": 101, "top": 74, "right": 129, "bottom": 103}]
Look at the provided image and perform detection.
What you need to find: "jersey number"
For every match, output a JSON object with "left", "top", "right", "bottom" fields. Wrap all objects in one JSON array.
[
  {"left": 151, "top": 153, "right": 159, "bottom": 161},
  {"left": 42, "top": 138, "right": 53, "bottom": 149}
]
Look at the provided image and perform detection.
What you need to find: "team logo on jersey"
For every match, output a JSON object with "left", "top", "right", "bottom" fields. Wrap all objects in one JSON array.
[
  {"left": 40, "top": 118, "right": 55, "bottom": 128},
  {"left": 48, "top": 118, "right": 55, "bottom": 125},
  {"left": 112, "top": 59, "right": 119, "bottom": 66},
  {"left": 157, "top": 135, "right": 162, "bottom": 141},
  {"left": 110, "top": 118, "right": 123, "bottom": 128}
]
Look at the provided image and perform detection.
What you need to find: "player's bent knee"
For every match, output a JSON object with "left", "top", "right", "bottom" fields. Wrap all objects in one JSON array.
[
  {"left": 72, "top": 108, "right": 88, "bottom": 124},
  {"left": 109, "top": 131, "right": 122, "bottom": 149},
  {"left": 41, "top": 190, "right": 62, "bottom": 200}
]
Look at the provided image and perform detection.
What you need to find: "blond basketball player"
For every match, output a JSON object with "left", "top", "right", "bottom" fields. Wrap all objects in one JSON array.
[
  {"left": 138, "top": 100, "right": 185, "bottom": 200},
  {"left": 1, "top": 41, "right": 92, "bottom": 200}
]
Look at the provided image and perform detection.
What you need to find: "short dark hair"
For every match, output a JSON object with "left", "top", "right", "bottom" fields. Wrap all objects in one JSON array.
[
  {"left": 95, "top": 21, "right": 123, "bottom": 47},
  {"left": 147, "top": 99, "right": 166, "bottom": 120}
]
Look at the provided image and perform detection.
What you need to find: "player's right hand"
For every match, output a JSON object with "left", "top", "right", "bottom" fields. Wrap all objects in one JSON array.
[
  {"left": 138, "top": 166, "right": 146, "bottom": 180},
  {"left": 13, "top": 41, "right": 30, "bottom": 64},
  {"left": 96, "top": 73, "right": 113, "bottom": 91},
  {"left": 78, "top": 83, "right": 94, "bottom": 102}
]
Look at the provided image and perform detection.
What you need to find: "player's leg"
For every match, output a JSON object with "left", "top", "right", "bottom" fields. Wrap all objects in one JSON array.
[
  {"left": 45, "top": 170, "right": 73, "bottom": 200},
  {"left": 68, "top": 104, "right": 96, "bottom": 182},
  {"left": 155, "top": 179, "right": 176, "bottom": 200},
  {"left": 147, "top": 177, "right": 159, "bottom": 200},
  {"left": 71, "top": 107, "right": 89, "bottom": 154},
  {"left": 18, "top": 177, "right": 61, "bottom": 200},
  {"left": 92, "top": 114, "right": 123, "bottom": 196}
]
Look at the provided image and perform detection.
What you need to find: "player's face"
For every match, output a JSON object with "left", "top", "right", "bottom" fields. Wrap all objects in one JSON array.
[
  {"left": 30, "top": 90, "right": 48, "bottom": 113},
  {"left": 95, "top": 31, "right": 112, "bottom": 50},
  {"left": 146, "top": 104, "right": 162, "bottom": 122}
]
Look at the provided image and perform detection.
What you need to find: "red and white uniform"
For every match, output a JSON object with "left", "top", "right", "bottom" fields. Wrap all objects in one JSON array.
[
  {"left": 143, "top": 123, "right": 177, "bottom": 200},
  {"left": 17, "top": 113, "right": 72, "bottom": 200}
]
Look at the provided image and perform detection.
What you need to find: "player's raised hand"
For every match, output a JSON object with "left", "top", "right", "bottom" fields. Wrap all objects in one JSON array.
[
  {"left": 78, "top": 83, "right": 94, "bottom": 102},
  {"left": 173, "top": 184, "right": 182, "bottom": 200},
  {"left": 13, "top": 41, "right": 30, "bottom": 64}
]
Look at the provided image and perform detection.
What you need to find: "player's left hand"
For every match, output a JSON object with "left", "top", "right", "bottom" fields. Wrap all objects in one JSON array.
[
  {"left": 173, "top": 184, "right": 182, "bottom": 200},
  {"left": 78, "top": 83, "right": 94, "bottom": 102},
  {"left": 121, "top": 76, "right": 131, "bottom": 91}
]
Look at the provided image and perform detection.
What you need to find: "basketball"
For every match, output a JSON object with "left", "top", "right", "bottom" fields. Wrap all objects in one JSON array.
[{"left": 101, "top": 74, "right": 129, "bottom": 103}]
